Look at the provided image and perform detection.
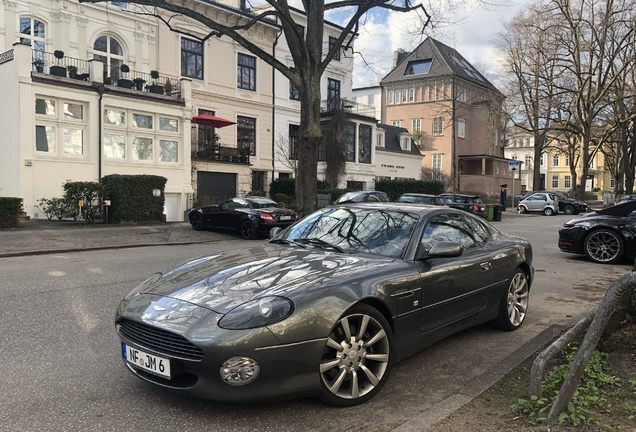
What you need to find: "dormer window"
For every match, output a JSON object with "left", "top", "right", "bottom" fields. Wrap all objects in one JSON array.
[{"left": 403, "top": 59, "right": 432, "bottom": 76}]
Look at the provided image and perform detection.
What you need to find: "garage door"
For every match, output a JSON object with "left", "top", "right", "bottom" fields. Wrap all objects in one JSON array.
[
  {"left": 197, "top": 172, "right": 237, "bottom": 200},
  {"left": 164, "top": 194, "right": 179, "bottom": 222}
]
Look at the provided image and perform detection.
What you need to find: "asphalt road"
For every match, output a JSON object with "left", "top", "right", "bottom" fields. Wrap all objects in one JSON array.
[{"left": 0, "top": 214, "right": 631, "bottom": 432}]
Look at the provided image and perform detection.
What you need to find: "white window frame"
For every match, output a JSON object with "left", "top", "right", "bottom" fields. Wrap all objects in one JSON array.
[
  {"left": 377, "top": 133, "right": 384, "bottom": 147},
  {"left": 552, "top": 175, "right": 559, "bottom": 189},
  {"left": 457, "top": 86, "right": 466, "bottom": 102},
  {"left": 552, "top": 154, "right": 560, "bottom": 167},
  {"left": 35, "top": 96, "right": 87, "bottom": 159},
  {"left": 457, "top": 118, "right": 465, "bottom": 138},
  {"left": 432, "top": 154, "right": 442, "bottom": 180},
  {"left": 392, "top": 120, "right": 401, "bottom": 127},
  {"left": 402, "top": 89, "right": 407, "bottom": 103},
  {"left": 564, "top": 155, "right": 570, "bottom": 166},
  {"left": 432, "top": 117, "right": 444, "bottom": 136},
  {"left": 412, "top": 118, "right": 421, "bottom": 132},
  {"left": 525, "top": 155, "right": 532, "bottom": 166},
  {"left": 565, "top": 175, "right": 572, "bottom": 189},
  {"left": 408, "top": 88, "right": 414, "bottom": 102},
  {"left": 388, "top": 91, "right": 393, "bottom": 104},
  {"left": 395, "top": 90, "right": 400, "bottom": 104}
]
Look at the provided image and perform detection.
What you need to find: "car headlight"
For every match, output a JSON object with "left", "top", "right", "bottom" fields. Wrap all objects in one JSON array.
[
  {"left": 218, "top": 296, "right": 294, "bottom": 330},
  {"left": 123, "top": 273, "right": 162, "bottom": 301}
]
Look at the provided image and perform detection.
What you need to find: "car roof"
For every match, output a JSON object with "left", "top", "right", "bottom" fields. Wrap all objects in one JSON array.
[
  {"left": 399, "top": 193, "right": 439, "bottom": 197},
  {"left": 244, "top": 197, "right": 274, "bottom": 201},
  {"left": 440, "top": 193, "right": 478, "bottom": 198},
  {"left": 331, "top": 202, "right": 455, "bottom": 214}
]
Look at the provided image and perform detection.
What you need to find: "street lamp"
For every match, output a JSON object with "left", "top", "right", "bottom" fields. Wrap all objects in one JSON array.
[{"left": 152, "top": 189, "right": 161, "bottom": 197}]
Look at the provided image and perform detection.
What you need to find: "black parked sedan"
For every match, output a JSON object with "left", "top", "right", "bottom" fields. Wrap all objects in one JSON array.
[
  {"left": 117, "top": 204, "right": 533, "bottom": 406},
  {"left": 189, "top": 197, "right": 297, "bottom": 239},
  {"left": 440, "top": 194, "right": 488, "bottom": 218},
  {"left": 558, "top": 200, "right": 636, "bottom": 264}
]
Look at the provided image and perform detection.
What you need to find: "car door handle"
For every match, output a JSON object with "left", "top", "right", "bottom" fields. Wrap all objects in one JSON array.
[{"left": 480, "top": 262, "right": 492, "bottom": 271}]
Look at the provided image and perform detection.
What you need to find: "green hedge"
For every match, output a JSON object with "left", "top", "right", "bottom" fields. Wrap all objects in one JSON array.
[
  {"left": 270, "top": 178, "right": 296, "bottom": 198},
  {"left": 63, "top": 181, "right": 104, "bottom": 223},
  {"left": 102, "top": 174, "right": 167, "bottom": 223},
  {"left": 0, "top": 197, "right": 23, "bottom": 228},
  {"left": 375, "top": 179, "right": 445, "bottom": 201}
]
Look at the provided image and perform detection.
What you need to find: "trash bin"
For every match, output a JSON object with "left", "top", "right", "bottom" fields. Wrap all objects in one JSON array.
[
  {"left": 493, "top": 204, "right": 503, "bottom": 222},
  {"left": 485, "top": 204, "right": 495, "bottom": 222}
]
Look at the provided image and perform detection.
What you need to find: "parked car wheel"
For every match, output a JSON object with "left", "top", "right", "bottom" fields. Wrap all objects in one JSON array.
[
  {"left": 190, "top": 213, "right": 204, "bottom": 231},
  {"left": 493, "top": 269, "right": 529, "bottom": 331},
  {"left": 544, "top": 207, "right": 554, "bottom": 216},
  {"left": 563, "top": 204, "right": 575, "bottom": 215},
  {"left": 240, "top": 220, "right": 259, "bottom": 240},
  {"left": 318, "top": 304, "right": 394, "bottom": 407},
  {"left": 518, "top": 206, "right": 528, "bottom": 214},
  {"left": 584, "top": 229, "right": 625, "bottom": 264}
]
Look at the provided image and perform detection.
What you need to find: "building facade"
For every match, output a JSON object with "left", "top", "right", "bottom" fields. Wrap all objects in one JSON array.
[{"left": 352, "top": 85, "right": 381, "bottom": 120}]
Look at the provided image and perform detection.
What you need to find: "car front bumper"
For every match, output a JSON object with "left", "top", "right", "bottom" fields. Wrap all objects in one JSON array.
[
  {"left": 558, "top": 226, "right": 587, "bottom": 254},
  {"left": 116, "top": 294, "right": 324, "bottom": 402}
]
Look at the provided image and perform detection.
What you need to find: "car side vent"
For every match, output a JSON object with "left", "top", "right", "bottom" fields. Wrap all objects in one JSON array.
[{"left": 118, "top": 319, "right": 204, "bottom": 360}]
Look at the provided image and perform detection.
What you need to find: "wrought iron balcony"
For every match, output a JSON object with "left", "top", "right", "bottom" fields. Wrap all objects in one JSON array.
[
  {"left": 321, "top": 97, "right": 377, "bottom": 118},
  {"left": 191, "top": 140, "right": 250, "bottom": 165}
]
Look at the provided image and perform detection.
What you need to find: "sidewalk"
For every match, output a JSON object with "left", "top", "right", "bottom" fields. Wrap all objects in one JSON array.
[{"left": 0, "top": 219, "right": 238, "bottom": 257}]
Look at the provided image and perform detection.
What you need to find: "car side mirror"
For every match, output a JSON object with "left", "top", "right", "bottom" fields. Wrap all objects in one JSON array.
[
  {"left": 416, "top": 241, "right": 463, "bottom": 260},
  {"left": 269, "top": 227, "right": 282, "bottom": 239}
]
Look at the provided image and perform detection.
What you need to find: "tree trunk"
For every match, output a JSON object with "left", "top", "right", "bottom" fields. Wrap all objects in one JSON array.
[
  {"left": 533, "top": 133, "right": 543, "bottom": 191},
  {"left": 625, "top": 121, "right": 636, "bottom": 194},
  {"left": 295, "top": 77, "right": 323, "bottom": 214},
  {"left": 575, "top": 129, "right": 592, "bottom": 201}
]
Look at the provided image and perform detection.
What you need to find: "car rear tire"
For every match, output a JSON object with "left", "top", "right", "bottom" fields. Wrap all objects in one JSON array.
[
  {"left": 584, "top": 229, "right": 625, "bottom": 264},
  {"left": 563, "top": 204, "right": 575, "bottom": 215},
  {"left": 240, "top": 220, "right": 259, "bottom": 240},
  {"left": 544, "top": 207, "right": 554, "bottom": 216},
  {"left": 519, "top": 206, "right": 528, "bottom": 214},
  {"left": 493, "top": 269, "right": 529, "bottom": 331},
  {"left": 190, "top": 213, "right": 204, "bottom": 231},
  {"left": 318, "top": 304, "right": 394, "bottom": 407}
]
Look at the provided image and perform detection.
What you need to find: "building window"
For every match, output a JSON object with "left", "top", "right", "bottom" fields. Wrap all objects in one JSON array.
[
  {"left": 237, "top": 116, "right": 256, "bottom": 156},
  {"left": 403, "top": 59, "right": 432, "bottom": 76},
  {"left": 395, "top": 89, "right": 400, "bottom": 104},
  {"left": 132, "top": 137, "right": 153, "bottom": 161},
  {"left": 525, "top": 155, "right": 532, "bottom": 167},
  {"left": 433, "top": 117, "right": 444, "bottom": 136},
  {"left": 359, "top": 124, "right": 371, "bottom": 164},
  {"left": 457, "top": 87, "right": 466, "bottom": 102},
  {"left": 328, "top": 78, "right": 340, "bottom": 100},
  {"left": 565, "top": 175, "right": 572, "bottom": 189},
  {"left": 402, "top": 89, "right": 407, "bottom": 103},
  {"left": 409, "top": 88, "right": 414, "bottom": 102},
  {"left": 564, "top": 155, "right": 570, "bottom": 166},
  {"left": 552, "top": 175, "right": 559, "bottom": 189},
  {"left": 160, "top": 117, "right": 178, "bottom": 132},
  {"left": 388, "top": 91, "right": 393, "bottom": 104},
  {"left": 237, "top": 53, "right": 256, "bottom": 91},
  {"left": 20, "top": 17, "right": 45, "bottom": 63},
  {"left": 496, "top": 166, "right": 500, "bottom": 175},
  {"left": 181, "top": 38, "right": 203, "bottom": 80},
  {"left": 104, "top": 134, "right": 125, "bottom": 158},
  {"left": 104, "top": 109, "right": 125, "bottom": 125},
  {"left": 159, "top": 140, "right": 178, "bottom": 163},
  {"left": 610, "top": 177, "right": 615, "bottom": 189},
  {"left": 377, "top": 133, "right": 384, "bottom": 147},
  {"left": 524, "top": 138, "right": 529, "bottom": 146},
  {"left": 412, "top": 118, "right": 421, "bottom": 132},
  {"left": 511, "top": 155, "right": 518, "bottom": 160},
  {"left": 552, "top": 154, "right": 559, "bottom": 167},
  {"left": 132, "top": 113, "right": 153, "bottom": 129},
  {"left": 328, "top": 36, "right": 340, "bottom": 61},
  {"left": 432, "top": 154, "right": 442, "bottom": 180},
  {"left": 344, "top": 122, "right": 355, "bottom": 162},
  {"left": 318, "top": 124, "right": 328, "bottom": 161},
  {"left": 368, "top": 94, "right": 375, "bottom": 104},
  {"left": 392, "top": 120, "right": 401, "bottom": 127},
  {"left": 35, "top": 97, "right": 86, "bottom": 157},
  {"left": 540, "top": 154, "right": 545, "bottom": 166},
  {"left": 289, "top": 124, "right": 299, "bottom": 160},
  {"left": 401, "top": 137, "right": 410, "bottom": 150},
  {"left": 289, "top": 81, "right": 300, "bottom": 101},
  {"left": 457, "top": 118, "right": 465, "bottom": 138},
  {"left": 93, "top": 35, "right": 124, "bottom": 79}
]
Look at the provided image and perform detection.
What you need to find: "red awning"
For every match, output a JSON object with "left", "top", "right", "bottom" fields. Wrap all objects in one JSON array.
[{"left": 191, "top": 114, "right": 236, "bottom": 128}]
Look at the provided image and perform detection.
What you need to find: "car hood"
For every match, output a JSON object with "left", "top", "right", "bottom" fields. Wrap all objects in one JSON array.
[{"left": 137, "top": 245, "right": 394, "bottom": 314}]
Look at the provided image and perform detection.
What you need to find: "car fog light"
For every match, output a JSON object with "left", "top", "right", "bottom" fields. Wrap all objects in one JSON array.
[{"left": 220, "top": 356, "right": 260, "bottom": 386}]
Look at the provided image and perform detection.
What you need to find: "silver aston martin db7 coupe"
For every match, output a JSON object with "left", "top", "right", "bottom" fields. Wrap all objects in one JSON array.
[{"left": 116, "top": 203, "right": 533, "bottom": 406}]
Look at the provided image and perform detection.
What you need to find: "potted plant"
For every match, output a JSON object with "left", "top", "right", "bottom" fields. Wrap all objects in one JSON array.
[
  {"left": 117, "top": 64, "right": 133, "bottom": 89},
  {"left": 50, "top": 50, "right": 67, "bottom": 77},
  {"left": 132, "top": 77, "right": 146, "bottom": 91},
  {"left": 164, "top": 79, "right": 173, "bottom": 96},
  {"left": 148, "top": 70, "right": 163, "bottom": 94},
  {"left": 67, "top": 65, "right": 78, "bottom": 79},
  {"left": 32, "top": 59, "right": 44, "bottom": 73},
  {"left": 239, "top": 149, "right": 249, "bottom": 163}
]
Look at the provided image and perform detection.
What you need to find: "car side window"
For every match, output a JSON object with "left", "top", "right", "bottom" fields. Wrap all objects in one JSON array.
[
  {"left": 416, "top": 197, "right": 433, "bottom": 204},
  {"left": 221, "top": 199, "right": 248, "bottom": 210},
  {"left": 462, "top": 215, "right": 490, "bottom": 245},
  {"left": 398, "top": 195, "right": 416, "bottom": 203},
  {"left": 420, "top": 214, "right": 479, "bottom": 252},
  {"left": 367, "top": 194, "right": 381, "bottom": 202},
  {"left": 380, "top": 193, "right": 389, "bottom": 202}
]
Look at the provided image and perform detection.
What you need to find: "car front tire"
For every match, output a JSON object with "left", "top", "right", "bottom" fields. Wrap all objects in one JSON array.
[
  {"left": 318, "top": 304, "right": 394, "bottom": 407},
  {"left": 493, "top": 269, "right": 529, "bottom": 331},
  {"left": 519, "top": 206, "right": 528, "bottom": 214},
  {"left": 584, "top": 229, "right": 625, "bottom": 264},
  {"left": 563, "top": 204, "right": 575, "bottom": 215},
  {"left": 190, "top": 213, "right": 205, "bottom": 231},
  {"left": 240, "top": 220, "right": 259, "bottom": 240}
]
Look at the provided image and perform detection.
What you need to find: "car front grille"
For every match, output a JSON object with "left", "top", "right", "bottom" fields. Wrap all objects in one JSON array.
[{"left": 118, "top": 319, "right": 204, "bottom": 360}]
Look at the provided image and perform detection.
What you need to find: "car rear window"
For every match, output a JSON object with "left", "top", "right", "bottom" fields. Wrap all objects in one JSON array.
[
  {"left": 397, "top": 195, "right": 416, "bottom": 203},
  {"left": 249, "top": 199, "right": 279, "bottom": 208}
]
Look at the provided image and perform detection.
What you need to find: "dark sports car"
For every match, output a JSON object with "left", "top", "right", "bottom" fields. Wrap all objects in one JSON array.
[
  {"left": 189, "top": 197, "right": 297, "bottom": 239},
  {"left": 558, "top": 200, "right": 636, "bottom": 264},
  {"left": 117, "top": 204, "right": 533, "bottom": 406}
]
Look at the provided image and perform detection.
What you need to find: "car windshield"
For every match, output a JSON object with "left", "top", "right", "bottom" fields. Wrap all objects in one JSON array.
[
  {"left": 249, "top": 199, "right": 279, "bottom": 209},
  {"left": 336, "top": 192, "right": 366, "bottom": 203},
  {"left": 434, "top": 197, "right": 446, "bottom": 205},
  {"left": 274, "top": 207, "right": 419, "bottom": 258}
]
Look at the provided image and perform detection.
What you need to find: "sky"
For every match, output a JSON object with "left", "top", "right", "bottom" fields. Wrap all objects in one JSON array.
[{"left": 322, "top": 0, "right": 529, "bottom": 88}]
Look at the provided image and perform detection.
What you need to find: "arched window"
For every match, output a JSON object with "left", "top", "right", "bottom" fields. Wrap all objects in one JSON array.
[
  {"left": 388, "top": 91, "right": 393, "bottom": 104},
  {"left": 395, "top": 90, "right": 400, "bottom": 104},
  {"left": 93, "top": 35, "right": 124, "bottom": 79},
  {"left": 409, "top": 88, "right": 414, "bottom": 102},
  {"left": 402, "top": 89, "right": 407, "bottom": 103},
  {"left": 20, "top": 17, "right": 45, "bottom": 62},
  {"left": 377, "top": 133, "right": 383, "bottom": 147}
]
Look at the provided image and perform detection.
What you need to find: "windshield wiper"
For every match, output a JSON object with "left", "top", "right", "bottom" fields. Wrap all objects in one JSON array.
[
  {"left": 269, "top": 239, "right": 307, "bottom": 248},
  {"left": 294, "top": 238, "right": 345, "bottom": 253}
]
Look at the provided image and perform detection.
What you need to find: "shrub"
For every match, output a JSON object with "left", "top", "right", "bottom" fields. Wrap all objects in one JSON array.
[
  {"left": 375, "top": 179, "right": 445, "bottom": 201},
  {"left": 317, "top": 180, "right": 332, "bottom": 192},
  {"left": 164, "top": 79, "right": 173, "bottom": 95},
  {"left": 270, "top": 178, "right": 296, "bottom": 198},
  {"left": 0, "top": 197, "right": 23, "bottom": 228},
  {"left": 120, "top": 64, "right": 130, "bottom": 73},
  {"left": 101, "top": 174, "right": 167, "bottom": 223},
  {"left": 36, "top": 197, "right": 72, "bottom": 220},
  {"left": 63, "top": 181, "right": 104, "bottom": 223},
  {"left": 192, "top": 193, "right": 224, "bottom": 208},
  {"left": 274, "top": 193, "right": 294, "bottom": 208},
  {"left": 53, "top": 50, "right": 64, "bottom": 59},
  {"left": 150, "top": 70, "right": 159, "bottom": 80}
]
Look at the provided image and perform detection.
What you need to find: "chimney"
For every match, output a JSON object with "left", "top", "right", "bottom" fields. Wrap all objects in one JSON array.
[{"left": 392, "top": 48, "right": 406, "bottom": 69}]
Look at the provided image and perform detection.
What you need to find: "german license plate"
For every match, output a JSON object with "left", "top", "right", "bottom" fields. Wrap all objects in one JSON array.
[
  {"left": 280, "top": 215, "right": 291, "bottom": 220},
  {"left": 122, "top": 343, "right": 171, "bottom": 379}
]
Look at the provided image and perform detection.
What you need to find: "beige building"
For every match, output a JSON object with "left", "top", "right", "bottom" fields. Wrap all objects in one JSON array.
[{"left": 381, "top": 38, "right": 509, "bottom": 194}]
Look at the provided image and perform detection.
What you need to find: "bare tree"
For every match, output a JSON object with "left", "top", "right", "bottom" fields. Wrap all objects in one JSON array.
[
  {"left": 274, "top": 131, "right": 299, "bottom": 179},
  {"left": 79, "top": 0, "right": 436, "bottom": 212}
]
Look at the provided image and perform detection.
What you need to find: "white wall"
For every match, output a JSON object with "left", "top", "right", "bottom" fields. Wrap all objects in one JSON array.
[
  {"left": 352, "top": 86, "right": 381, "bottom": 120},
  {"left": 0, "top": 44, "right": 22, "bottom": 198}
]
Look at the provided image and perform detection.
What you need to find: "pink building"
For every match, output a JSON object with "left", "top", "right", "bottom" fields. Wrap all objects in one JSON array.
[{"left": 381, "top": 38, "right": 511, "bottom": 195}]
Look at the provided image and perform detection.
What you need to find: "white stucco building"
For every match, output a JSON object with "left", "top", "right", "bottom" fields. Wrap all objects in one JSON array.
[{"left": 352, "top": 85, "right": 381, "bottom": 120}]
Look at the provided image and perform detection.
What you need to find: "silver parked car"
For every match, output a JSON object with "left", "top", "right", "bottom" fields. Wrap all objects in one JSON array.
[{"left": 518, "top": 192, "right": 559, "bottom": 215}]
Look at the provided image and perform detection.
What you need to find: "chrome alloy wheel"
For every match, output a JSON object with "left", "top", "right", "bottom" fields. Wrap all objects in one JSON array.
[
  {"left": 586, "top": 231, "right": 621, "bottom": 263},
  {"left": 507, "top": 272, "right": 529, "bottom": 327},
  {"left": 320, "top": 314, "right": 390, "bottom": 400}
]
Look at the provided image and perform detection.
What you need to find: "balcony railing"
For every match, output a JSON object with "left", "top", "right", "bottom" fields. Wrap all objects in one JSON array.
[
  {"left": 321, "top": 97, "right": 377, "bottom": 118},
  {"left": 104, "top": 63, "right": 181, "bottom": 97},
  {"left": 191, "top": 140, "right": 250, "bottom": 165},
  {"left": 32, "top": 50, "right": 90, "bottom": 81}
]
